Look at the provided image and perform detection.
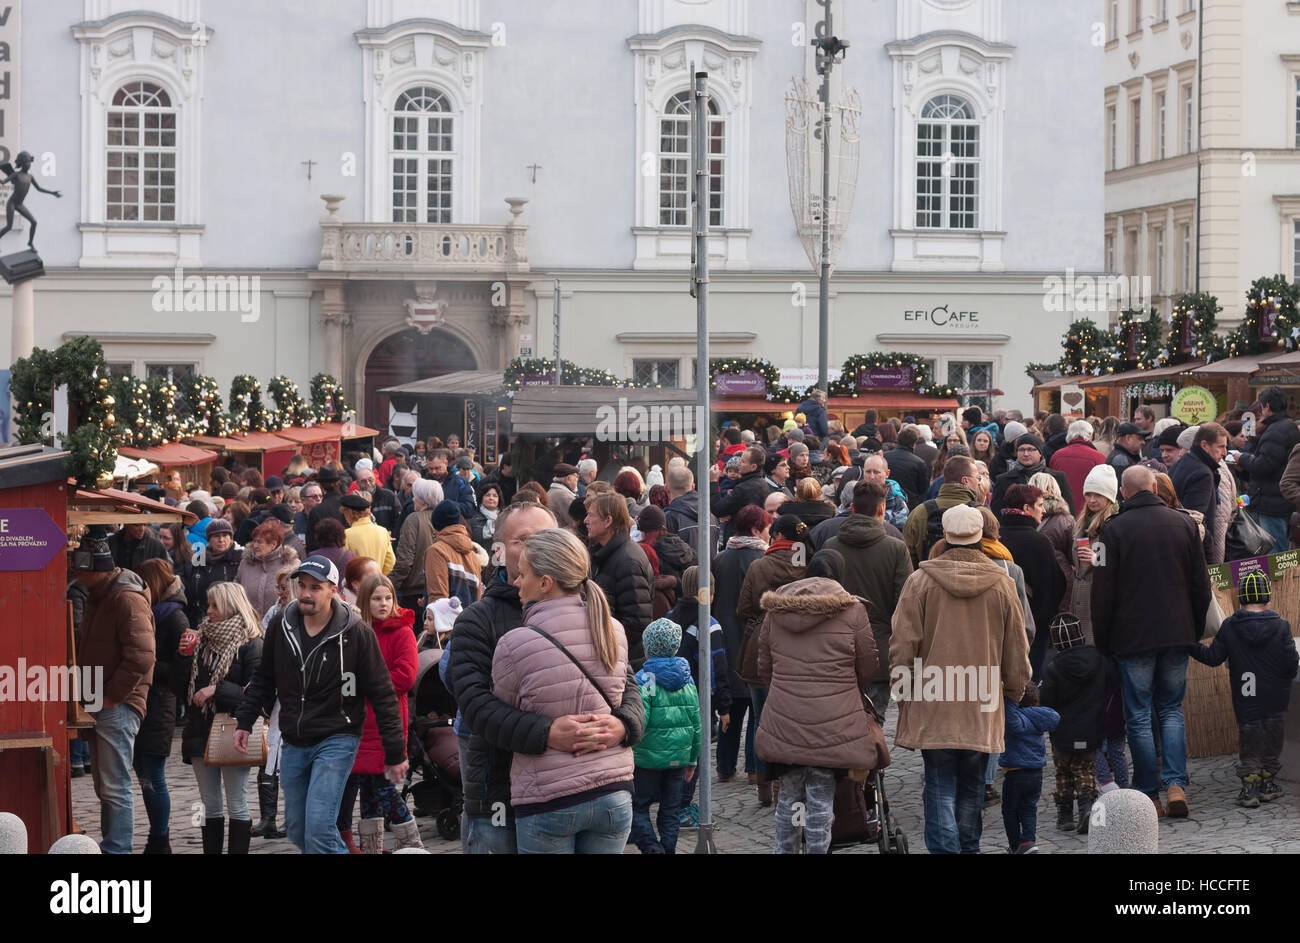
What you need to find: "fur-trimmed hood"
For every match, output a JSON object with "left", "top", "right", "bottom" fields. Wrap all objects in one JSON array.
[{"left": 760, "top": 576, "right": 863, "bottom": 633}]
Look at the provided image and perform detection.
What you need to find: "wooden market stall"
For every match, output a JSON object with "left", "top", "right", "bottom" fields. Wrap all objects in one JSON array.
[
  {"left": 1030, "top": 374, "right": 1091, "bottom": 416},
  {"left": 1183, "top": 351, "right": 1283, "bottom": 416},
  {"left": 273, "top": 425, "right": 345, "bottom": 473},
  {"left": 709, "top": 392, "right": 962, "bottom": 437},
  {"left": 187, "top": 431, "right": 296, "bottom": 476},
  {"left": 117, "top": 442, "right": 219, "bottom": 491},
  {"left": 1077, "top": 362, "right": 1191, "bottom": 420},
  {"left": 380, "top": 370, "right": 509, "bottom": 464}
]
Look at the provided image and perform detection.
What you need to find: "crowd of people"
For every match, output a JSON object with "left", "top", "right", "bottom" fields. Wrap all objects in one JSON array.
[{"left": 68, "top": 386, "right": 1297, "bottom": 854}]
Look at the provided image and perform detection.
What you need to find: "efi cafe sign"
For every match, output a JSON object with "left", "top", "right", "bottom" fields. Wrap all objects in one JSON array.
[{"left": 903, "top": 304, "right": 979, "bottom": 328}]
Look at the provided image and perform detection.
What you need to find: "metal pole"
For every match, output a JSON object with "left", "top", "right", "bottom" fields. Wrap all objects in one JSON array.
[
  {"left": 817, "top": 2, "right": 833, "bottom": 391},
  {"left": 553, "top": 278, "right": 562, "bottom": 385},
  {"left": 691, "top": 67, "right": 716, "bottom": 855}
]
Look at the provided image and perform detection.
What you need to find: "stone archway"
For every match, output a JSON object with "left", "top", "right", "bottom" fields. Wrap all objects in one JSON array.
[{"left": 362, "top": 327, "right": 478, "bottom": 435}]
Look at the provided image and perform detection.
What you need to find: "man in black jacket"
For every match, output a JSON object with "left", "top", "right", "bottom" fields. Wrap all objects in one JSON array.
[
  {"left": 663, "top": 464, "right": 720, "bottom": 557},
  {"left": 997, "top": 483, "right": 1066, "bottom": 679},
  {"left": 884, "top": 426, "right": 931, "bottom": 508},
  {"left": 1170, "top": 422, "right": 1226, "bottom": 559},
  {"left": 989, "top": 433, "right": 1074, "bottom": 516},
  {"left": 1040, "top": 413, "right": 1069, "bottom": 463},
  {"left": 1234, "top": 386, "right": 1300, "bottom": 551},
  {"left": 305, "top": 466, "right": 346, "bottom": 553},
  {"left": 710, "top": 446, "right": 769, "bottom": 541},
  {"left": 1106, "top": 423, "right": 1145, "bottom": 473},
  {"left": 107, "top": 523, "right": 167, "bottom": 573},
  {"left": 234, "top": 555, "right": 407, "bottom": 854},
  {"left": 184, "top": 519, "right": 242, "bottom": 627},
  {"left": 1091, "top": 465, "right": 1210, "bottom": 819},
  {"left": 446, "top": 502, "right": 645, "bottom": 853},
  {"left": 586, "top": 492, "right": 654, "bottom": 665},
  {"left": 353, "top": 461, "right": 404, "bottom": 539}
]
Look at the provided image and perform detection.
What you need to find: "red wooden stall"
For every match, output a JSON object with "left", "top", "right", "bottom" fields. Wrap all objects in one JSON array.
[{"left": 188, "top": 432, "right": 296, "bottom": 477}]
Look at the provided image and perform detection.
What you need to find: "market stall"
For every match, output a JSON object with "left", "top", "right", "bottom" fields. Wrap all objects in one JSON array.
[
  {"left": 1077, "top": 362, "right": 1192, "bottom": 420},
  {"left": 1029, "top": 374, "right": 1091, "bottom": 417},
  {"left": 116, "top": 442, "right": 218, "bottom": 490},
  {"left": 273, "top": 425, "right": 345, "bottom": 472},
  {"left": 380, "top": 370, "right": 508, "bottom": 463},
  {"left": 187, "top": 431, "right": 296, "bottom": 475},
  {"left": 1184, "top": 351, "right": 1283, "bottom": 416}
]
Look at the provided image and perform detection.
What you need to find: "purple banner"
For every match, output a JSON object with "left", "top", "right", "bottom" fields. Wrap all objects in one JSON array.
[
  {"left": 517, "top": 373, "right": 557, "bottom": 387},
  {"left": 0, "top": 508, "right": 67, "bottom": 572},
  {"left": 1229, "top": 555, "right": 1269, "bottom": 585},
  {"left": 858, "top": 366, "right": 915, "bottom": 390},
  {"left": 714, "top": 371, "right": 767, "bottom": 396}
]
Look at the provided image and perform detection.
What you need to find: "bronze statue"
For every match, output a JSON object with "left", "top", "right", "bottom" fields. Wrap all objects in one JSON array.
[{"left": 0, "top": 152, "right": 61, "bottom": 250}]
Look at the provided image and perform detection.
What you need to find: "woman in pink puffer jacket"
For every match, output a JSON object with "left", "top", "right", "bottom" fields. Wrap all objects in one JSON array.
[{"left": 492, "top": 528, "right": 634, "bottom": 853}]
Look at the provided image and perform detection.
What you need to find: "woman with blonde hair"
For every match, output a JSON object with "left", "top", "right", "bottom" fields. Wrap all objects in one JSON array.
[
  {"left": 1030, "top": 471, "right": 1075, "bottom": 594},
  {"left": 173, "top": 580, "right": 263, "bottom": 854},
  {"left": 491, "top": 527, "right": 633, "bottom": 853}
]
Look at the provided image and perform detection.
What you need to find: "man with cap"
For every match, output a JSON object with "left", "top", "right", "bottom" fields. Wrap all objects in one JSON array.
[
  {"left": 265, "top": 475, "right": 285, "bottom": 503},
  {"left": 1048, "top": 419, "right": 1105, "bottom": 510},
  {"left": 341, "top": 492, "right": 395, "bottom": 574},
  {"left": 890, "top": 504, "right": 1031, "bottom": 854},
  {"left": 305, "top": 465, "right": 347, "bottom": 554},
  {"left": 1107, "top": 422, "right": 1146, "bottom": 473},
  {"left": 548, "top": 463, "right": 580, "bottom": 527},
  {"left": 233, "top": 556, "right": 408, "bottom": 853},
  {"left": 263, "top": 502, "right": 306, "bottom": 560},
  {"left": 184, "top": 518, "right": 243, "bottom": 627},
  {"left": 990, "top": 433, "right": 1075, "bottom": 516},
  {"left": 1091, "top": 465, "right": 1210, "bottom": 818},
  {"left": 350, "top": 459, "right": 403, "bottom": 540},
  {"left": 1156, "top": 423, "right": 1188, "bottom": 467},
  {"left": 74, "top": 525, "right": 157, "bottom": 853}
]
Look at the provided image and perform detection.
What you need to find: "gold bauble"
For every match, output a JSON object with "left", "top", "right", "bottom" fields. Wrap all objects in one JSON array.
[
  {"left": 104, "top": 414, "right": 116, "bottom": 426},
  {"left": 103, "top": 395, "right": 116, "bottom": 407}
]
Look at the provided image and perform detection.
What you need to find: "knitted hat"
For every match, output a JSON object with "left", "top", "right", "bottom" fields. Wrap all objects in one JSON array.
[
  {"left": 1238, "top": 570, "right": 1272, "bottom": 605},
  {"left": 72, "top": 525, "right": 114, "bottom": 572},
  {"left": 1002, "top": 420, "right": 1028, "bottom": 444},
  {"left": 1049, "top": 612, "right": 1086, "bottom": 651},
  {"left": 354, "top": 458, "right": 374, "bottom": 473},
  {"left": 1082, "top": 464, "right": 1118, "bottom": 503},
  {"left": 1015, "top": 433, "right": 1045, "bottom": 455},
  {"left": 764, "top": 452, "right": 787, "bottom": 475},
  {"left": 1157, "top": 424, "right": 1187, "bottom": 448},
  {"left": 724, "top": 455, "right": 742, "bottom": 471},
  {"left": 786, "top": 428, "right": 805, "bottom": 443},
  {"left": 637, "top": 505, "right": 667, "bottom": 533},
  {"left": 219, "top": 481, "right": 240, "bottom": 500},
  {"left": 205, "top": 518, "right": 233, "bottom": 537},
  {"left": 788, "top": 441, "right": 809, "bottom": 459},
  {"left": 426, "top": 596, "right": 464, "bottom": 635},
  {"left": 266, "top": 503, "right": 294, "bottom": 525},
  {"left": 1177, "top": 425, "right": 1199, "bottom": 451},
  {"left": 642, "top": 618, "right": 683, "bottom": 660},
  {"left": 432, "top": 499, "right": 462, "bottom": 530},
  {"left": 782, "top": 419, "right": 798, "bottom": 431},
  {"left": 941, "top": 504, "right": 984, "bottom": 544}
]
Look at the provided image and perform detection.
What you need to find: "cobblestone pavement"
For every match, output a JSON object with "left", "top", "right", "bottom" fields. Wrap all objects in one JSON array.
[{"left": 70, "top": 710, "right": 1300, "bottom": 854}]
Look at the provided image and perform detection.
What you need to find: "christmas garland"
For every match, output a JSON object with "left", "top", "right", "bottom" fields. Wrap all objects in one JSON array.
[
  {"left": 707, "top": 357, "right": 806, "bottom": 403},
  {"left": 268, "top": 375, "right": 311, "bottom": 428},
  {"left": 1223, "top": 276, "right": 1300, "bottom": 357},
  {"left": 826, "top": 353, "right": 959, "bottom": 398},
  {"left": 112, "top": 375, "right": 158, "bottom": 448},
  {"left": 1059, "top": 318, "right": 1115, "bottom": 377},
  {"left": 148, "top": 376, "right": 184, "bottom": 443},
  {"left": 1111, "top": 308, "right": 1163, "bottom": 372},
  {"left": 227, "top": 374, "right": 269, "bottom": 433},
  {"left": 503, "top": 358, "right": 639, "bottom": 389},
  {"left": 310, "top": 373, "right": 354, "bottom": 422},
  {"left": 179, "top": 375, "right": 227, "bottom": 437},
  {"left": 1160, "top": 292, "right": 1223, "bottom": 365}
]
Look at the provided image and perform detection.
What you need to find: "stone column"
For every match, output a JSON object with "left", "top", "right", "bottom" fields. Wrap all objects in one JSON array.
[
  {"left": 318, "top": 279, "right": 350, "bottom": 387},
  {"left": 10, "top": 278, "right": 34, "bottom": 362},
  {"left": 489, "top": 281, "right": 530, "bottom": 370}
]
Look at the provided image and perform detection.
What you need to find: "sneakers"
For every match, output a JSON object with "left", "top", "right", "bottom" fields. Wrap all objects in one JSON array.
[
  {"left": 1013, "top": 841, "right": 1039, "bottom": 854},
  {"left": 716, "top": 773, "right": 737, "bottom": 783},
  {"left": 1238, "top": 775, "right": 1261, "bottom": 809},
  {"left": 1055, "top": 801, "right": 1076, "bottom": 832},
  {"left": 984, "top": 785, "right": 1000, "bottom": 807},
  {"left": 1165, "top": 784, "right": 1188, "bottom": 818},
  {"left": 1097, "top": 779, "right": 1119, "bottom": 794},
  {"left": 678, "top": 804, "right": 700, "bottom": 828},
  {"left": 1259, "top": 771, "right": 1283, "bottom": 802}
]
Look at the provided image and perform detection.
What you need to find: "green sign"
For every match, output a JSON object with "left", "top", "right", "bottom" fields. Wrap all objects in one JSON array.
[{"left": 1171, "top": 385, "right": 1217, "bottom": 424}]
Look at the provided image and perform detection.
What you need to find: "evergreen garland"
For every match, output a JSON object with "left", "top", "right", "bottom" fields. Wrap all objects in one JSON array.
[
  {"left": 310, "top": 373, "right": 353, "bottom": 423},
  {"left": 708, "top": 357, "right": 805, "bottom": 403},
  {"left": 1223, "top": 276, "right": 1300, "bottom": 357},
  {"left": 504, "top": 358, "right": 639, "bottom": 389},
  {"left": 1112, "top": 308, "right": 1164, "bottom": 372},
  {"left": 268, "top": 375, "right": 311, "bottom": 428},
  {"left": 1161, "top": 293, "right": 1223, "bottom": 365},
  {"left": 147, "top": 376, "right": 184, "bottom": 443},
  {"left": 826, "top": 352, "right": 959, "bottom": 398},
  {"left": 179, "top": 375, "right": 226, "bottom": 437},
  {"left": 1059, "top": 318, "right": 1115, "bottom": 376},
  {"left": 112, "top": 375, "right": 156, "bottom": 448},
  {"left": 227, "top": 375, "right": 268, "bottom": 433}
]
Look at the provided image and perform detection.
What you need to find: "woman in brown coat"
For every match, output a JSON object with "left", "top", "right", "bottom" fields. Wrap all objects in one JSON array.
[{"left": 757, "top": 554, "right": 879, "bottom": 854}]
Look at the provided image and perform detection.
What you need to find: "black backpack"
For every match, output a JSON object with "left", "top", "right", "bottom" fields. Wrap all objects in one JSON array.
[{"left": 922, "top": 499, "right": 980, "bottom": 559}]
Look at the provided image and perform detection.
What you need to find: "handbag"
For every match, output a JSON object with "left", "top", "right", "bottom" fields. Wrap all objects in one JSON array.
[
  {"left": 1224, "top": 510, "right": 1275, "bottom": 561},
  {"left": 1203, "top": 595, "right": 1226, "bottom": 640},
  {"left": 204, "top": 712, "right": 268, "bottom": 767}
]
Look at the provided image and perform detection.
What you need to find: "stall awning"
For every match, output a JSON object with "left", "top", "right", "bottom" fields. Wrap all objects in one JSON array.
[
  {"left": 118, "top": 443, "right": 219, "bottom": 466},
  {"left": 1079, "top": 363, "right": 1192, "bottom": 387},
  {"left": 830, "top": 391, "right": 961, "bottom": 410},
  {"left": 1031, "top": 375, "right": 1086, "bottom": 393},
  {"left": 1186, "top": 352, "right": 1281, "bottom": 377},
  {"left": 311, "top": 421, "right": 382, "bottom": 441},
  {"left": 380, "top": 370, "right": 506, "bottom": 396},
  {"left": 188, "top": 432, "right": 296, "bottom": 452},
  {"left": 510, "top": 386, "right": 698, "bottom": 437},
  {"left": 274, "top": 426, "right": 340, "bottom": 445},
  {"left": 68, "top": 487, "right": 196, "bottom": 527}
]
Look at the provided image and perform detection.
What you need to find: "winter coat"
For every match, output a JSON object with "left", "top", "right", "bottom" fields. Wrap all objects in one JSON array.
[
  {"left": 135, "top": 578, "right": 187, "bottom": 756},
  {"left": 174, "top": 631, "right": 263, "bottom": 763},
  {"left": 796, "top": 397, "right": 829, "bottom": 438},
  {"left": 344, "top": 518, "right": 396, "bottom": 573},
  {"left": 184, "top": 544, "right": 243, "bottom": 628},
  {"left": 390, "top": 508, "right": 434, "bottom": 597},
  {"left": 306, "top": 490, "right": 347, "bottom": 553},
  {"left": 648, "top": 531, "right": 696, "bottom": 589},
  {"left": 633, "top": 656, "right": 701, "bottom": 770},
  {"left": 589, "top": 531, "right": 654, "bottom": 664},
  {"left": 1039, "top": 510, "right": 1075, "bottom": 602},
  {"left": 1039, "top": 643, "right": 1109, "bottom": 751},
  {"left": 991, "top": 461, "right": 1075, "bottom": 517},
  {"left": 1170, "top": 443, "right": 1220, "bottom": 560},
  {"left": 79, "top": 568, "right": 156, "bottom": 719},
  {"left": 1041, "top": 430, "right": 1070, "bottom": 464},
  {"left": 237, "top": 544, "right": 301, "bottom": 618},
  {"left": 353, "top": 608, "right": 418, "bottom": 774},
  {"left": 1106, "top": 443, "right": 1142, "bottom": 474},
  {"left": 423, "top": 523, "right": 485, "bottom": 608},
  {"left": 782, "top": 500, "right": 835, "bottom": 529},
  {"left": 448, "top": 576, "right": 645, "bottom": 817},
  {"left": 736, "top": 546, "right": 806, "bottom": 685},
  {"left": 491, "top": 595, "right": 634, "bottom": 809},
  {"left": 998, "top": 700, "right": 1059, "bottom": 769},
  {"left": 366, "top": 487, "right": 405, "bottom": 539},
  {"left": 1190, "top": 609, "right": 1298, "bottom": 723},
  {"left": 234, "top": 597, "right": 406, "bottom": 763},
  {"left": 547, "top": 481, "right": 579, "bottom": 527},
  {"left": 1236, "top": 411, "right": 1300, "bottom": 517},
  {"left": 670, "top": 605, "right": 731, "bottom": 717},
  {"left": 664, "top": 490, "right": 720, "bottom": 558},
  {"left": 901, "top": 483, "right": 980, "bottom": 567},
  {"left": 108, "top": 530, "right": 168, "bottom": 573},
  {"left": 1210, "top": 458, "right": 1239, "bottom": 565},
  {"left": 756, "top": 577, "right": 882, "bottom": 770},
  {"left": 885, "top": 445, "right": 931, "bottom": 508},
  {"left": 711, "top": 538, "right": 766, "bottom": 700},
  {"left": 824, "top": 514, "right": 913, "bottom": 685},
  {"left": 712, "top": 470, "right": 772, "bottom": 541},
  {"left": 1091, "top": 491, "right": 1211, "bottom": 659},
  {"left": 1049, "top": 440, "right": 1104, "bottom": 513},
  {"left": 187, "top": 517, "right": 214, "bottom": 550},
  {"left": 993, "top": 558, "right": 1036, "bottom": 644},
  {"left": 998, "top": 514, "right": 1067, "bottom": 631},
  {"left": 890, "top": 547, "right": 1032, "bottom": 753}
]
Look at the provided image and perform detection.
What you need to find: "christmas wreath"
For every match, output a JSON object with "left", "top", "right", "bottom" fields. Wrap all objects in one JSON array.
[
  {"left": 179, "top": 375, "right": 226, "bottom": 437},
  {"left": 1223, "top": 276, "right": 1300, "bottom": 357},
  {"left": 1059, "top": 319, "right": 1115, "bottom": 377},
  {"left": 228, "top": 374, "right": 269, "bottom": 433},
  {"left": 268, "top": 375, "right": 311, "bottom": 428},
  {"left": 827, "top": 352, "right": 958, "bottom": 398},
  {"left": 310, "top": 373, "right": 353, "bottom": 423},
  {"left": 1112, "top": 308, "right": 1164, "bottom": 372},
  {"left": 1161, "top": 292, "right": 1223, "bottom": 365}
]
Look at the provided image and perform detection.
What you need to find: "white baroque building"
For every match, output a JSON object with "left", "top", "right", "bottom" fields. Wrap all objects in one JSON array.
[{"left": 3, "top": 0, "right": 1102, "bottom": 432}]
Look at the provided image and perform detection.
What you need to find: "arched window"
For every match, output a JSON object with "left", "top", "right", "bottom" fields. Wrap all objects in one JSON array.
[
  {"left": 391, "top": 86, "right": 454, "bottom": 224},
  {"left": 915, "top": 94, "right": 979, "bottom": 230},
  {"left": 106, "top": 81, "right": 176, "bottom": 221},
  {"left": 659, "top": 91, "right": 723, "bottom": 227}
]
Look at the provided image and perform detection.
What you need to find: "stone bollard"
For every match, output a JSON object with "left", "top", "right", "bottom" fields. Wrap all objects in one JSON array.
[
  {"left": 0, "top": 812, "right": 27, "bottom": 854},
  {"left": 49, "top": 834, "right": 103, "bottom": 855},
  {"left": 393, "top": 847, "right": 431, "bottom": 854},
  {"left": 1088, "top": 788, "right": 1159, "bottom": 854}
]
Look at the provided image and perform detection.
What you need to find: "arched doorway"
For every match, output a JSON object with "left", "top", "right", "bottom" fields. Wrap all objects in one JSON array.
[{"left": 363, "top": 327, "right": 477, "bottom": 437}]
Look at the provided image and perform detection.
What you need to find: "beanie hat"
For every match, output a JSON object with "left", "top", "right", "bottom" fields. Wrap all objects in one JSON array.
[
  {"left": 764, "top": 452, "right": 787, "bottom": 475},
  {"left": 724, "top": 455, "right": 742, "bottom": 471},
  {"left": 1177, "top": 425, "right": 1199, "bottom": 451},
  {"left": 637, "top": 505, "right": 667, "bottom": 533},
  {"left": 782, "top": 419, "right": 798, "bottom": 431},
  {"left": 786, "top": 428, "right": 805, "bottom": 443},
  {"left": 219, "top": 481, "right": 240, "bottom": 500},
  {"left": 962, "top": 406, "right": 983, "bottom": 427},
  {"left": 646, "top": 465, "right": 665, "bottom": 489},
  {"left": 1157, "top": 424, "right": 1187, "bottom": 448},
  {"left": 1049, "top": 612, "right": 1086, "bottom": 651},
  {"left": 1082, "top": 464, "right": 1118, "bottom": 504},
  {"left": 1066, "top": 420, "right": 1094, "bottom": 442},
  {"left": 1002, "top": 420, "right": 1028, "bottom": 444},
  {"left": 426, "top": 596, "right": 464, "bottom": 635},
  {"left": 205, "top": 518, "right": 234, "bottom": 537},
  {"left": 1015, "top": 433, "right": 1045, "bottom": 454},
  {"left": 941, "top": 504, "right": 984, "bottom": 544},
  {"left": 432, "top": 500, "right": 462, "bottom": 530},
  {"left": 642, "top": 618, "right": 683, "bottom": 660},
  {"left": 1238, "top": 570, "right": 1272, "bottom": 606},
  {"left": 787, "top": 441, "right": 809, "bottom": 459},
  {"left": 73, "top": 525, "right": 115, "bottom": 572},
  {"left": 354, "top": 458, "right": 374, "bottom": 473}
]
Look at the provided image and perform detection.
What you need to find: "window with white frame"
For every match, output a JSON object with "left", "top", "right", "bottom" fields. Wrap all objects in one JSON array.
[
  {"left": 948, "top": 361, "right": 992, "bottom": 412},
  {"left": 1106, "top": 232, "right": 1116, "bottom": 271},
  {"left": 145, "top": 363, "right": 195, "bottom": 384},
  {"left": 1157, "top": 0, "right": 1168, "bottom": 22},
  {"left": 915, "top": 95, "right": 979, "bottom": 230},
  {"left": 1156, "top": 91, "right": 1167, "bottom": 160},
  {"left": 633, "top": 359, "right": 680, "bottom": 388},
  {"left": 659, "top": 92, "right": 723, "bottom": 227},
  {"left": 106, "top": 81, "right": 177, "bottom": 222},
  {"left": 1109, "top": 0, "right": 1119, "bottom": 39},
  {"left": 1132, "top": 0, "right": 1144, "bottom": 31},
  {"left": 390, "top": 86, "right": 454, "bottom": 224},
  {"left": 1181, "top": 223, "right": 1192, "bottom": 289},
  {"left": 1108, "top": 105, "right": 1117, "bottom": 170},
  {"left": 1131, "top": 98, "right": 1141, "bottom": 164},
  {"left": 1183, "top": 83, "right": 1195, "bottom": 153},
  {"left": 1153, "top": 227, "right": 1165, "bottom": 296}
]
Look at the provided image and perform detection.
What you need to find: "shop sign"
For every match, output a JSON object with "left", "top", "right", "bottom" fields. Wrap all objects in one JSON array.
[
  {"left": 714, "top": 371, "right": 767, "bottom": 396},
  {"left": 857, "top": 367, "right": 914, "bottom": 390},
  {"left": 902, "top": 304, "right": 980, "bottom": 328},
  {"left": 1170, "top": 386, "right": 1216, "bottom": 424}
]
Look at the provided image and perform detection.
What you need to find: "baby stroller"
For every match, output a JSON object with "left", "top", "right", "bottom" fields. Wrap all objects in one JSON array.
[
  {"left": 828, "top": 695, "right": 909, "bottom": 855},
  {"left": 401, "top": 647, "right": 463, "bottom": 841}
]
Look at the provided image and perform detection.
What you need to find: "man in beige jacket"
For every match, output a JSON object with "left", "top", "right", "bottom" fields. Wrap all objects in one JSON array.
[{"left": 890, "top": 504, "right": 1031, "bottom": 854}]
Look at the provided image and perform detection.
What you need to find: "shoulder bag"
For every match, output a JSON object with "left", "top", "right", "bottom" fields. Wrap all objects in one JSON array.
[{"left": 528, "top": 626, "right": 619, "bottom": 710}]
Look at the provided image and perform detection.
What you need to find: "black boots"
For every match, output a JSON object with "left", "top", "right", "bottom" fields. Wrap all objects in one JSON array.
[
  {"left": 1055, "top": 800, "right": 1076, "bottom": 832},
  {"left": 201, "top": 817, "right": 225, "bottom": 855},
  {"left": 1076, "top": 796, "right": 1095, "bottom": 835},
  {"left": 227, "top": 819, "right": 252, "bottom": 855},
  {"left": 143, "top": 833, "right": 172, "bottom": 854},
  {"left": 253, "top": 771, "right": 286, "bottom": 838}
]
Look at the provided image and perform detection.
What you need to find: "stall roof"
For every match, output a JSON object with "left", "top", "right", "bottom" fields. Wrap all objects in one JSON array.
[
  {"left": 1186, "top": 352, "right": 1281, "bottom": 376},
  {"left": 118, "top": 442, "right": 219, "bottom": 466},
  {"left": 1078, "top": 363, "right": 1191, "bottom": 387},
  {"left": 829, "top": 391, "right": 962, "bottom": 410},
  {"left": 68, "top": 487, "right": 196, "bottom": 527},
  {"left": 1031, "top": 375, "right": 1086, "bottom": 392},
  {"left": 510, "top": 386, "right": 699, "bottom": 437},
  {"left": 312, "top": 421, "right": 382, "bottom": 441},
  {"left": 188, "top": 432, "right": 296, "bottom": 452},
  {"left": 1259, "top": 350, "right": 1300, "bottom": 367},
  {"left": 0, "top": 445, "right": 70, "bottom": 491},
  {"left": 275, "top": 425, "right": 340, "bottom": 445},
  {"left": 380, "top": 370, "right": 506, "bottom": 396}
]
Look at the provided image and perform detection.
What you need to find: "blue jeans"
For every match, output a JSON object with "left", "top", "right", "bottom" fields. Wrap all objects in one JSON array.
[
  {"left": 133, "top": 752, "right": 170, "bottom": 836},
  {"left": 715, "top": 695, "right": 752, "bottom": 776},
  {"left": 1117, "top": 650, "right": 1188, "bottom": 796},
  {"left": 90, "top": 703, "right": 142, "bottom": 854},
  {"left": 922, "top": 749, "right": 987, "bottom": 854},
  {"left": 750, "top": 687, "right": 769, "bottom": 778},
  {"left": 1254, "top": 513, "right": 1290, "bottom": 552},
  {"left": 457, "top": 734, "right": 517, "bottom": 854},
  {"left": 1000, "top": 768, "right": 1042, "bottom": 850},
  {"left": 515, "top": 791, "right": 633, "bottom": 854},
  {"left": 280, "top": 734, "right": 360, "bottom": 853},
  {"left": 631, "top": 766, "right": 687, "bottom": 853},
  {"left": 70, "top": 736, "right": 90, "bottom": 769}
]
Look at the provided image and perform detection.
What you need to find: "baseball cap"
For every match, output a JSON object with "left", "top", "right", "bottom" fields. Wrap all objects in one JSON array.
[
  {"left": 294, "top": 555, "right": 340, "bottom": 586},
  {"left": 1116, "top": 422, "right": 1142, "bottom": 438},
  {"left": 265, "top": 475, "right": 284, "bottom": 491}
]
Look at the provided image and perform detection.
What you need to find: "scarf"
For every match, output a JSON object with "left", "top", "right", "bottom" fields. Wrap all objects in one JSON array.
[
  {"left": 766, "top": 537, "right": 799, "bottom": 556},
  {"left": 980, "top": 537, "right": 1014, "bottom": 561},
  {"left": 726, "top": 535, "right": 768, "bottom": 552},
  {"left": 479, "top": 505, "right": 499, "bottom": 540},
  {"left": 1000, "top": 507, "right": 1036, "bottom": 520},
  {"left": 188, "top": 614, "right": 254, "bottom": 716}
]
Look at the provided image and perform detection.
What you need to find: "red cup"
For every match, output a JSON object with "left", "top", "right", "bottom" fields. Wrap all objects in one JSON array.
[{"left": 179, "top": 629, "right": 199, "bottom": 656}]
